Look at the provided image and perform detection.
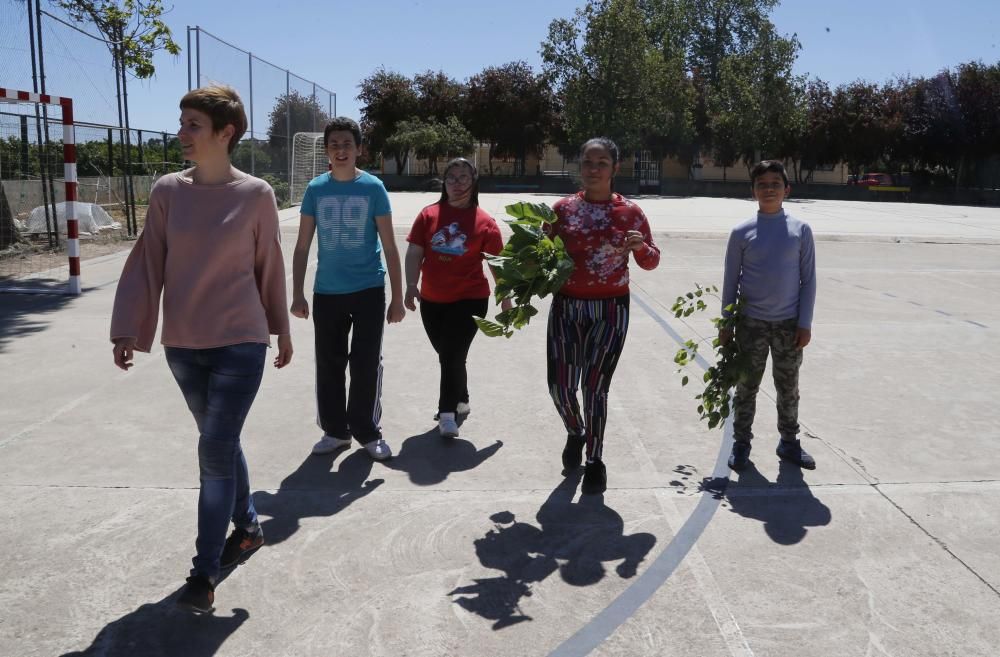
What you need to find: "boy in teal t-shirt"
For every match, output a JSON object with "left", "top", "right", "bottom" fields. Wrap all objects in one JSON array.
[{"left": 291, "top": 117, "right": 405, "bottom": 461}]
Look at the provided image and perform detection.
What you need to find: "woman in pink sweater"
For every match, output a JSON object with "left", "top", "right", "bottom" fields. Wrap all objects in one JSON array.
[{"left": 110, "top": 85, "right": 292, "bottom": 613}]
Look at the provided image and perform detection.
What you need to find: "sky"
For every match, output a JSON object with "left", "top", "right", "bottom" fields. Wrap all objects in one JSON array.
[{"left": 13, "top": 0, "right": 1000, "bottom": 134}]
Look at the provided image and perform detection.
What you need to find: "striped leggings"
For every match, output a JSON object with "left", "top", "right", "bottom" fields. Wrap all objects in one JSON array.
[{"left": 546, "top": 293, "right": 630, "bottom": 462}]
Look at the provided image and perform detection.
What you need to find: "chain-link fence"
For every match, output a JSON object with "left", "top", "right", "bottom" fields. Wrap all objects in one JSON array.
[
  {"left": 1, "top": 1, "right": 190, "bottom": 289},
  {"left": 188, "top": 26, "right": 336, "bottom": 204},
  {"left": 0, "top": 98, "right": 184, "bottom": 290}
]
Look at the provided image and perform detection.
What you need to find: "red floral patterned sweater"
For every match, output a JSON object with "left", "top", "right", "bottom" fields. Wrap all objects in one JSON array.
[{"left": 546, "top": 192, "right": 660, "bottom": 299}]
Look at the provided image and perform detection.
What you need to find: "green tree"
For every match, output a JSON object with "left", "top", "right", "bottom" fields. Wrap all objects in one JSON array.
[
  {"left": 357, "top": 68, "right": 418, "bottom": 173},
  {"left": 386, "top": 116, "right": 472, "bottom": 174},
  {"left": 830, "top": 81, "right": 889, "bottom": 177},
  {"left": 413, "top": 71, "right": 466, "bottom": 125},
  {"left": 542, "top": 0, "right": 693, "bottom": 162},
  {"left": 466, "top": 61, "right": 559, "bottom": 174},
  {"left": 53, "top": 0, "right": 180, "bottom": 234},
  {"left": 792, "top": 79, "right": 840, "bottom": 183},
  {"left": 639, "top": 0, "right": 799, "bottom": 165},
  {"left": 232, "top": 139, "right": 272, "bottom": 177},
  {"left": 952, "top": 61, "right": 1000, "bottom": 187},
  {"left": 265, "top": 91, "right": 331, "bottom": 179}
]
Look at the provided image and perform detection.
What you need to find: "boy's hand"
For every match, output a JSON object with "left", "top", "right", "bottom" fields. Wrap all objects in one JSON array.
[
  {"left": 718, "top": 328, "right": 733, "bottom": 346},
  {"left": 500, "top": 298, "right": 513, "bottom": 312},
  {"left": 290, "top": 297, "right": 309, "bottom": 319},
  {"left": 796, "top": 327, "right": 811, "bottom": 350},
  {"left": 404, "top": 285, "right": 420, "bottom": 311},
  {"left": 274, "top": 334, "right": 293, "bottom": 368},
  {"left": 387, "top": 297, "right": 405, "bottom": 324},
  {"left": 112, "top": 337, "right": 137, "bottom": 371}
]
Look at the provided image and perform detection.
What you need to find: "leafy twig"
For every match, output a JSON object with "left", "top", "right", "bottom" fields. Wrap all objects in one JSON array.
[
  {"left": 474, "top": 202, "right": 575, "bottom": 338},
  {"left": 671, "top": 284, "right": 751, "bottom": 430}
]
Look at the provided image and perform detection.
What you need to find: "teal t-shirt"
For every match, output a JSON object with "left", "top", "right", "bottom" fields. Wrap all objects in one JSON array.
[{"left": 300, "top": 170, "right": 392, "bottom": 295}]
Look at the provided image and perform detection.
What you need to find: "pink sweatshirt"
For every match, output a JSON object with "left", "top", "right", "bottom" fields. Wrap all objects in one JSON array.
[{"left": 110, "top": 172, "right": 290, "bottom": 352}]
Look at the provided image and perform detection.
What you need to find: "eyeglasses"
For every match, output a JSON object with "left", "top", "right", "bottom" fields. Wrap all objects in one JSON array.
[{"left": 445, "top": 174, "right": 473, "bottom": 185}]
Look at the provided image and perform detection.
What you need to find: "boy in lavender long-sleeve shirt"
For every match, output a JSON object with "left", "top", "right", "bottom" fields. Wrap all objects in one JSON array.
[{"left": 719, "top": 160, "right": 817, "bottom": 472}]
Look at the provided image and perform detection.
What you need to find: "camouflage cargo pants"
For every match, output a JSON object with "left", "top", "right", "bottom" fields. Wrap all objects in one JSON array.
[{"left": 732, "top": 316, "right": 803, "bottom": 443}]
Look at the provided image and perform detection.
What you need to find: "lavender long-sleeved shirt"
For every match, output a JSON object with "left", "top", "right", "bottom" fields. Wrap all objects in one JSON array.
[
  {"left": 720, "top": 210, "right": 816, "bottom": 329},
  {"left": 110, "top": 172, "right": 290, "bottom": 351}
]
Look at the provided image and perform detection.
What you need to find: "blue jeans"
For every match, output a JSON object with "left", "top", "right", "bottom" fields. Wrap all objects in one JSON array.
[{"left": 165, "top": 342, "right": 266, "bottom": 582}]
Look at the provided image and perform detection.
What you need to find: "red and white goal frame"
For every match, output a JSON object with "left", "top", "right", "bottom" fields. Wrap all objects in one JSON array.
[{"left": 0, "top": 88, "right": 80, "bottom": 295}]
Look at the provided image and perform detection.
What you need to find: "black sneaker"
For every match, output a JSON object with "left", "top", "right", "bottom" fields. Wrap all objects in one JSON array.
[
  {"left": 176, "top": 575, "right": 215, "bottom": 613},
  {"left": 776, "top": 439, "right": 816, "bottom": 469},
  {"left": 220, "top": 526, "right": 264, "bottom": 570},
  {"left": 581, "top": 459, "right": 607, "bottom": 495},
  {"left": 728, "top": 441, "right": 752, "bottom": 472},
  {"left": 561, "top": 434, "right": 585, "bottom": 472}
]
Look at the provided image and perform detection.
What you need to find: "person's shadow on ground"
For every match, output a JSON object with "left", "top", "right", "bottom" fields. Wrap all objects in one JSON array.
[
  {"left": 0, "top": 288, "right": 75, "bottom": 353},
  {"left": 383, "top": 425, "right": 503, "bottom": 486},
  {"left": 59, "top": 448, "right": 383, "bottom": 655},
  {"left": 253, "top": 447, "right": 384, "bottom": 546},
  {"left": 58, "top": 571, "right": 247, "bottom": 657},
  {"left": 717, "top": 460, "right": 832, "bottom": 545},
  {"left": 448, "top": 472, "right": 657, "bottom": 629}
]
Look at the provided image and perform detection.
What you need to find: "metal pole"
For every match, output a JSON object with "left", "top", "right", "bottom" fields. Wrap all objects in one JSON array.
[
  {"left": 286, "top": 70, "right": 291, "bottom": 184},
  {"left": 248, "top": 52, "right": 254, "bottom": 175},
  {"left": 312, "top": 82, "right": 317, "bottom": 132},
  {"left": 195, "top": 27, "right": 201, "bottom": 88},
  {"left": 107, "top": 128, "right": 114, "bottom": 179},
  {"left": 162, "top": 131, "right": 168, "bottom": 170},
  {"left": 33, "top": 0, "right": 58, "bottom": 247},
  {"left": 186, "top": 26, "right": 192, "bottom": 91},
  {"left": 19, "top": 115, "right": 29, "bottom": 176},
  {"left": 332, "top": 93, "right": 336, "bottom": 118}
]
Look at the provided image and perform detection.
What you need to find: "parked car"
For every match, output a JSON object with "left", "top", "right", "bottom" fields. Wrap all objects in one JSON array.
[{"left": 848, "top": 172, "right": 894, "bottom": 186}]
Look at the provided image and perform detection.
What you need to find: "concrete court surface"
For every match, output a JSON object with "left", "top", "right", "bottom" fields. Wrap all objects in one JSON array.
[{"left": 1, "top": 192, "right": 998, "bottom": 657}]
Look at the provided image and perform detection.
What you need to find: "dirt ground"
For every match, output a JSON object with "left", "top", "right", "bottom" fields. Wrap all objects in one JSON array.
[{"left": 0, "top": 205, "right": 144, "bottom": 281}]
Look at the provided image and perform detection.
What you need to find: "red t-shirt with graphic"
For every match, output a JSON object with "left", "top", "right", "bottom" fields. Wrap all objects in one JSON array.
[
  {"left": 407, "top": 202, "right": 504, "bottom": 303},
  {"left": 547, "top": 192, "right": 661, "bottom": 299}
]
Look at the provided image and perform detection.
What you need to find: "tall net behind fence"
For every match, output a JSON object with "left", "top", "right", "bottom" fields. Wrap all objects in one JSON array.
[{"left": 191, "top": 28, "right": 335, "bottom": 205}]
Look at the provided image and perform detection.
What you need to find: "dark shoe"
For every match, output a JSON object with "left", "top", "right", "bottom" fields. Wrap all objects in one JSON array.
[
  {"left": 220, "top": 526, "right": 264, "bottom": 569},
  {"left": 776, "top": 439, "right": 816, "bottom": 469},
  {"left": 176, "top": 575, "right": 215, "bottom": 613},
  {"left": 581, "top": 459, "right": 607, "bottom": 495},
  {"left": 561, "top": 434, "right": 585, "bottom": 472},
  {"left": 728, "top": 441, "right": 752, "bottom": 472}
]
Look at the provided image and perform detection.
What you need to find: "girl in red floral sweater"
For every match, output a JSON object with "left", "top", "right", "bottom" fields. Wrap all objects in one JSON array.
[{"left": 546, "top": 137, "right": 660, "bottom": 494}]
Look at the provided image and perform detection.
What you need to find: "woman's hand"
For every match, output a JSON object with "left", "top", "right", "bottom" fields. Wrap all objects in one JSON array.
[
  {"left": 290, "top": 296, "right": 309, "bottom": 319},
  {"left": 274, "top": 334, "right": 293, "bottom": 368},
  {"left": 112, "top": 337, "right": 137, "bottom": 371},
  {"left": 623, "top": 230, "right": 645, "bottom": 252},
  {"left": 404, "top": 284, "right": 420, "bottom": 311}
]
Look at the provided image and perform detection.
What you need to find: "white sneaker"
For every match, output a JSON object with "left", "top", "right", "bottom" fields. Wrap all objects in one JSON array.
[
  {"left": 364, "top": 438, "right": 392, "bottom": 461},
  {"left": 312, "top": 434, "right": 351, "bottom": 455},
  {"left": 434, "top": 403, "right": 470, "bottom": 421},
  {"left": 438, "top": 412, "right": 459, "bottom": 438}
]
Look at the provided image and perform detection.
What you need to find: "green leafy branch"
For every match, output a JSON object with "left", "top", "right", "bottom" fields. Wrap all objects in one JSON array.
[
  {"left": 671, "top": 284, "right": 751, "bottom": 430},
  {"left": 474, "top": 202, "right": 575, "bottom": 338}
]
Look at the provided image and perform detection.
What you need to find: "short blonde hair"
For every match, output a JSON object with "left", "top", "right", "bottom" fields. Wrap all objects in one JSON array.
[{"left": 179, "top": 84, "right": 247, "bottom": 153}]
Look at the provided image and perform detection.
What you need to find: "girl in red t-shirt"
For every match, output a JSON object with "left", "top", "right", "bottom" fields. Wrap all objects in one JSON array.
[
  {"left": 404, "top": 158, "right": 512, "bottom": 438},
  {"left": 546, "top": 138, "right": 660, "bottom": 495}
]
